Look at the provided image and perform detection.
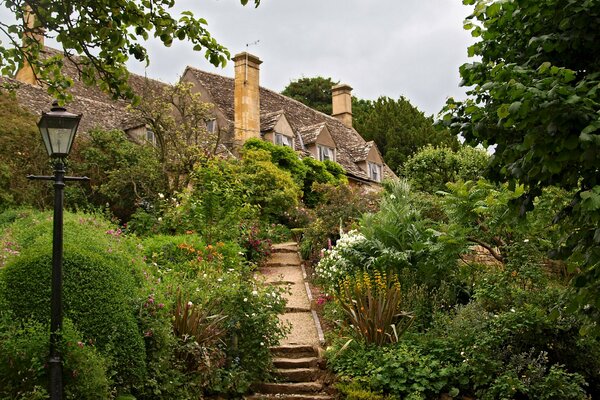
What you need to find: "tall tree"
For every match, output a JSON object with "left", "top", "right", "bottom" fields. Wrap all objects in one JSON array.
[
  {"left": 281, "top": 76, "right": 338, "bottom": 115},
  {"left": 0, "top": 0, "right": 260, "bottom": 102},
  {"left": 354, "top": 96, "right": 459, "bottom": 174},
  {"left": 443, "top": 0, "right": 600, "bottom": 328}
]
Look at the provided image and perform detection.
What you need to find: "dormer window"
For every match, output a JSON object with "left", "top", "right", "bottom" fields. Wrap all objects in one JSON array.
[
  {"left": 318, "top": 144, "right": 335, "bottom": 162},
  {"left": 275, "top": 132, "right": 295, "bottom": 149},
  {"left": 368, "top": 162, "right": 382, "bottom": 182}
]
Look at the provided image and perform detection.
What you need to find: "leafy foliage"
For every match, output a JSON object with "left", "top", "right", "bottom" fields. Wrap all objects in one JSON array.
[
  {"left": 0, "top": 92, "right": 51, "bottom": 210},
  {"left": 328, "top": 341, "right": 457, "bottom": 400},
  {"left": 69, "top": 129, "right": 166, "bottom": 221},
  {"left": 281, "top": 76, "right": 339, "bottom": 115},
  {"left": 0, "top": 316, "right": 110, "bottom": 400},
  {"left": 443, "top": 0, "right": 600, "bottom": 325},
  {"left": 130, "top": 82, "right": 217, "bottom": 193},
  {"left": 354, "top": 96, "right": 459, "bottom": 174},
  {"left": 0, "top": 211, "right": 147, "bottom": 389},
  {"left": 0, "top": 0, "right": 260, "bottom": 102},
  {"left": 337, "top": 271, "right": 413, "bottom": 345},
  {"left": 240, "top": 149, "right": 301, "bottom": 221},
  {"left": 402, "top": 145, "right": 489, "bottom": 193}
]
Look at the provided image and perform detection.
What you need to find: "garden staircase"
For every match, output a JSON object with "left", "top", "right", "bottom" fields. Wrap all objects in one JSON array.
[{"left": 246, "top": 242, "right": 335, "bottom": 400}]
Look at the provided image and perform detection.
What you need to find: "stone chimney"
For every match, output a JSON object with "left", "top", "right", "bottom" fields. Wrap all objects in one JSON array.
[
  {"left": 233, "top": 52, "right": 262, "bottom": 149},
  {"left": 15, "top": 5, "right": 44, "bottom": 85},
  {"left": 332, "top": 83, "right": 353, "bottom": 128}
]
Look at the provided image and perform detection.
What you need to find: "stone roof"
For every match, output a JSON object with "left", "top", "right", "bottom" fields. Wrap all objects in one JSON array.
[
  {"left": 185, "top": 67, "right": 395, "bottom": 182},
  {"left": 260, "top": 110, "right": 284, "bottom": 132},
  {"left": 349, "top": 140, "right": 380, "bottom": 162},
  {"left": 297, "top": 123, "right": 326, "bottom": 145},
  {"left": 4, "top": 47, "right": 394, "bottom": 183},
  {"left": 5, "top": 46, "right": 170, "bottom": 133},
  {"left": 0, "top": 76, "right": 133, "bottom": 133}
]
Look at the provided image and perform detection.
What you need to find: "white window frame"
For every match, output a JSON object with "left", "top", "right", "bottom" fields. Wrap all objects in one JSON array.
[
  {"left": 317, "top": 144, "right": 335, "bottom": 162},
  {"left": 368, "top": 161, "right": 382, "bottom": 182},
  {"left": 275, "top": 132, "right": 295, "bottom": 149}
]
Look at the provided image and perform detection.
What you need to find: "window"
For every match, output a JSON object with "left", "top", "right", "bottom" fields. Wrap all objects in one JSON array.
[
  {"left": 275, "top": 133, "right": 294, "bottom": 149},
  {"left": 146, "top": 128, "right": 156, "bottom": 145},
  {"left": 318, "top": 145, "right": 335, "bottom": 162},
  {"left": 368, "top": 162, "right": 382, "bottom": 182},
  {"left": 206, "top": 119, "right": 217, "bottom": 133}
]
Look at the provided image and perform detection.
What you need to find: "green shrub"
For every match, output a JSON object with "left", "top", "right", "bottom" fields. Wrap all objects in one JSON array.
[
  {"left": 68, "top": 128, "right": 167, "bottom": 222},
  {"left": 402, "top": 145, "right": 489, "bottom": 193},
  {"left": 242, "top": 138, "right": 308, "bottom": 186},
  {"left": 327, "top": 340, "right": 457, "bottom": 399},
  {"left": 240, "top": 149, "right": 301, "bottom": 221},
  {"left": 1, "top": 211, "right": 147, "bottom": 390},
  {"left": 165, "top": 157, "right": 257, "bottom": 242},
  {"left": 0, "top": 93, "right": 51, "bottom": 210},
  {"left": 299, "top": 183, "right": 378, "bottom": 263},
  {"left": 336, "top": 271, "right": 413, "bottom": 345},
  {"left": 142, "top": 234, "right": 244, "bottom": 275},
  {"left": 0, "top": 315, "right": 110, "bottom": 400}
]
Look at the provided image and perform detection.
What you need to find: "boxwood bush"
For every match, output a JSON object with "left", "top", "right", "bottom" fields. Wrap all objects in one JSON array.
[{"left": 1, "top": 211, "right": 147, "bottom": 390}]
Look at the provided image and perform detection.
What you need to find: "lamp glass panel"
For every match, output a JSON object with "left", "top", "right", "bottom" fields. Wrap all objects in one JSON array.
[{"left": 48, "top": 127, "right": 75, "bottom": 155}]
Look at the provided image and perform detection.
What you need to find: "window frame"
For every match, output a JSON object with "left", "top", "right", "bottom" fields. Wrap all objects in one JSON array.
[
  {"left": 317, "top": 144, "right": 335, "bottom": 162},
  {"left": 274, "top": 132, "right": 295, "bottom": 149},
  {"left": 368, "top": 161, "right": 382, "bottom": 182}
]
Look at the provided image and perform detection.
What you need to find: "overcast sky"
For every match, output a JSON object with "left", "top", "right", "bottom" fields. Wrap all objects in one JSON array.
[{"left": 1, "top": 0, "right": 475, "bottom": 117}]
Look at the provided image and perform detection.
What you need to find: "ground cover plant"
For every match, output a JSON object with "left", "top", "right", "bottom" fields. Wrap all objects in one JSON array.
[
  {"left": 0, "top": 209, "right": 288, "bottom": 399},
  {"left": 315, "top": 179, "right": 600, "bottom": 399}
]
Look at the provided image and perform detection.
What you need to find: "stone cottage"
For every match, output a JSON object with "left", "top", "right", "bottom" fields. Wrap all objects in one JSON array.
[{"left": 4, "top": 47, "right": 395, "bottom": 187}]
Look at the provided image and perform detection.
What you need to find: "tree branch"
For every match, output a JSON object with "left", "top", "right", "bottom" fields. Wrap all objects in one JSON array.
[{"left": 467, "top": 236, "right": 504, "bottom": 263}]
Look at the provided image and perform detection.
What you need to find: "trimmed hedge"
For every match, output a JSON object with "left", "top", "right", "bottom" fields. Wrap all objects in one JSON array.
[{"left": 1, "top": 211, "right": 147, "bottom": 389}]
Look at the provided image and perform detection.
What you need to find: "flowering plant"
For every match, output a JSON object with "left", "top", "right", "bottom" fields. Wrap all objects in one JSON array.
[{"left": 315, "top": 230, "right": 368, "bottom": 293}]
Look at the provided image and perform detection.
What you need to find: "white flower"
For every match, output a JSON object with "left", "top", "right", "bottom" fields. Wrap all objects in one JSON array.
[
  {"left": 260, "top": 342, "right": 264, "bottom": 346},
  {"left": 157, "top": 217, "right": 163, "bottom": 222},
  {"left": 158, "top": 193, "right": 164, "bottom": 199},
  {"left": 243, "top": 297, "right": 248, "bottom": 302},
  {"left": 523, "top": 239, "right": 529, "bottom": 243},
  {"left": 252, "top": 290, "right": 258, "bottom": 296},
  {"left": 510, "top": 308, "right": 516, "bottom": 312},
  {"left": 187, "top": 301, "right": 193, "bottom": 307}
]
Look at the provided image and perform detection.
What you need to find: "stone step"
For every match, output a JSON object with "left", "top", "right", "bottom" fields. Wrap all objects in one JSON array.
[
  {"left": 259, "top": 266, "right": 303, "bottom": 283},
  {"left": 273, "top": 357, "right": 319, "bottom": 369},
  {"left": 272, "top": 242, "right": 299, "bottom": 254},
  {"left": 271, "top": 345, "right": 317, "bottom": 359},
  {"left": 253, "top": 382, "right": 323, "bottom": 395},
  {"left": 245, "top": 394, "right": 334, "bottom": 400},
  {"left": 266, "top": 252, "right": 301, "bottom": 266},
  {"left": 271, "top": 247, "right": 298, "bottom": 254},
  {"left": 274, "top": 367, "right": 320, "bottom": 382}
]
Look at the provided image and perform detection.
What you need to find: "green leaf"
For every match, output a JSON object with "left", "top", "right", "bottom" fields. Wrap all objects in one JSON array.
[
  {"left": 497, "top": 104, "right": 510, "bottom": 119},
  {"left": 508, "top": 101, "right": 522, "bottom": 114}
]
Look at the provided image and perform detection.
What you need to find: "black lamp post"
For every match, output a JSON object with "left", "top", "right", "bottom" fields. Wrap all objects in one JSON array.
[{"left": 28, "top": 101, "right": 88, "bottom": 400}]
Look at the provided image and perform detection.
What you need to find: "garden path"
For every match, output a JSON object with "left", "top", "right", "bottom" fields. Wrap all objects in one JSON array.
[
  {"left": 247, "top": 242, "right": 335, "bottom": 399},
  {"left": 256, "top": 242, "right": 324, "bottom": 346}
]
